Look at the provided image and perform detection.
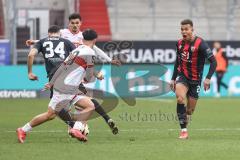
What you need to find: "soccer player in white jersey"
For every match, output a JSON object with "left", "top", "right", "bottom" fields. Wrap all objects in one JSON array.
[
  {"left": 26, "top": 13, "right": 120, "bottom": 134},
  {"left": 17, "top": 29, "right": 102, "bottom": 143}
]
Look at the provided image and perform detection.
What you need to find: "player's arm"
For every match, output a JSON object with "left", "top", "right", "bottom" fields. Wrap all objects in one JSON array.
[
  {"left": 26, "top": 39, "right": 39, "bottom": 46},
  {"left": 202, "top": 42, "right": 217, "bottom": 91},
  {"left": 27, "top": 40, "right": 43, "bottom": 80},
  {"left": 170, "top": 45, "right": 179, "bottom": 91},
  {"left": 27, "top": 48, "right": 39, "bottom": 80},
  {"left": 93, "top": 45, "right": 121, "bottom": 66}
]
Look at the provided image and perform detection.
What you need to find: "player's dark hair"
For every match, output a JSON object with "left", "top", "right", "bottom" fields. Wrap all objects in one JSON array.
[
  {"left": 82, "top": 29, "right": 98, "bottom": 40},
  {"left": 181, "top": 19, "right": 193, "bottom": 27},
  {"left": 48, "top": 25, "right": 60, "bottom": 33},
  {"left": 69, "top": 13, "right": 82, "bottom": 21}
]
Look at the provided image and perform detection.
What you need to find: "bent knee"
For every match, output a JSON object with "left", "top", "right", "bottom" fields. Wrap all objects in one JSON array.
[
  {"left": 89, "top": 103, "right": 95, "bottom": 111},
  {"left": 177, "top": 96, "right": 185, "bottom": 104}
]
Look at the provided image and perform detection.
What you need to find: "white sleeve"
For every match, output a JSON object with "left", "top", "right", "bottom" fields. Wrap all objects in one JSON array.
[
  {"left": 64, "top": 48, "right": 80, "bottom": 64},
  {"left": 93, "top": 45, "right": 112, "bottom": 62}
]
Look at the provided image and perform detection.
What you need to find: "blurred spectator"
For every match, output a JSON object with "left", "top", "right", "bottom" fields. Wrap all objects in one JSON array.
[{"left": 213, "top": 41, "right": 229, "bottom": 97}]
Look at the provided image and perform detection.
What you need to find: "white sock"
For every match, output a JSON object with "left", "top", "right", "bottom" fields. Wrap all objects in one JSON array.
[
  {"left": 22, "top": 123, "right": 32, "bottom": 132},
  {"left": 73, "top": 121, "right": 84, "bottom": 132},
  {"left": 181, "top": 128, "right": 187, "bottom": 132}
]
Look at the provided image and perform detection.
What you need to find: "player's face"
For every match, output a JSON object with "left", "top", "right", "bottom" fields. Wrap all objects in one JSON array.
[
  {"left": 181, "top": 24, "right": 193, "bottom": 42},
  {"left": 213, "top": 42, "right": 221, "bottom": 50},
  {"left": 69, "top": 19, "right": 82, "bottom": 33}
]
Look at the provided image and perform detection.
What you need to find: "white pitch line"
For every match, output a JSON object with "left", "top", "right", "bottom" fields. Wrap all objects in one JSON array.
[{"left": 4, "top": 128, "right": 240, "bottom": 133}]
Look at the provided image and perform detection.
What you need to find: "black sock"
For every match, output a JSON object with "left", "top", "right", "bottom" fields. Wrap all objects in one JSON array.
[
  {"left": 177, "top": 103, "right": 187, "bottom": 129},
  {"left": 91, "top": 99, "right": 110, "bottom": 122},
  {"left": 58, "top": 109, "right": 75, "bottom": 128}
]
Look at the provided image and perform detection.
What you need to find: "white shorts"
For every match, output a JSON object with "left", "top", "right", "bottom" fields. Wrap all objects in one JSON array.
[{"left": 48, "top": 90, "right": 85, "bottom": 112}]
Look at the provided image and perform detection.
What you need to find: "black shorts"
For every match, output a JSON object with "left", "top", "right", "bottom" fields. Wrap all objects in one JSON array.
[{"left": 176, "top": 74, "right": 201, "bottom": 99}]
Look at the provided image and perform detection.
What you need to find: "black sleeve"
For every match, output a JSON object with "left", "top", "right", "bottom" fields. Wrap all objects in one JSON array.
[
  {"left": 206, "top": 56, "right": 217, "bottom": 79},
  {"left": 199, "top": 40, "right": 217, "bottom": 79},
  {"left": 171, "top": 60, "right": 179, "bottom": 80},
  {"left": 200, "top": 40, "right": 213, "bottom": 59},
  {"left": 171, "top": 43, "right": 179, "bottom": 80},
  {"left": 33, "top": 39, "right": 43, "bottom": 53}
]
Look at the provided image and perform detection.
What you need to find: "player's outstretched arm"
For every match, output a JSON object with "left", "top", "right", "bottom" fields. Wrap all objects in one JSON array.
[
  {"left": 93, "top": 45, "right": 121, "bottom": 66},
  {"left": 26, "top": 39, "right": 39, "bottom": 46},
  {"left": 27, "top": 48, "right": 38, "bottom": 81}
]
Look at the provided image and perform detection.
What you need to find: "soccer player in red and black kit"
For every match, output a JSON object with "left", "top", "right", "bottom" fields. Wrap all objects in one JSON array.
[{"left": 170, "top": 19, "right": 217, "bottom": 139}]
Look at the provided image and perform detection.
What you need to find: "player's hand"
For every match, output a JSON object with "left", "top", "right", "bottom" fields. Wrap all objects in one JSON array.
[
  {"left": 170, "top": 80, "right": 176, "bottom": 92},
  {"left": 43, "top": 83, "right": 53, "bottom": 91},
  {"left": 28, "top": 73, "right": 38, "bottom": 81},
  {"left": 96, "top": 72, "right": 104, "bottom": 80},
  {"left": 26, "top": 39, "right": 36, "bottom": 46},
  {"left": 204, "top": 78, "right": 211, "bottom": 91},
  {"left": 111, "top": 59, "right": 121, "bottom": 66}
]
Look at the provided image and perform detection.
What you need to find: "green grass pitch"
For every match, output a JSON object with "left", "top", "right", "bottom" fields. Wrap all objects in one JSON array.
[{"left": 0, "top": 98, "right": 240, "bottom": 160}]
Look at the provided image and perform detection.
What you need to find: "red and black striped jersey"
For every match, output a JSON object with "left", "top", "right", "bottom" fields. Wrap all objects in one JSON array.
[{"left": 175, "top": 36, "right": 213, "bottom": 82}]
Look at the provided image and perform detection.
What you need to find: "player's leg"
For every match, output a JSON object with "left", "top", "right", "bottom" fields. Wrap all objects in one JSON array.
[
  {"left": 186, "top": 96, "right": 198, "bottom": 125},
  {"left": 182, "top": 83, "right": 200, "bottom": 139},
  {"left": 68, "top": 96, "right": 95, "bottom": 141},
  {"left": 29, "top": 108, "right": 56, "bottom": 127},
  {"left": 80, "top": 83, "right": 118, "bottom": 134},
  {"left": 57, "top": 83, "right": 117, "bottom": 133},
  {"left": 175, "top": 82, "right": 188, "bottom": 139},
  {"left": 57, "top": 99, "right": 119, "bottom": 135},
  {"left": 216, "top": 72, "right": 221, "bottom": 96},
  {"left": 48, "top": 76, "right": 75, "bottom": 128},
  {"left": 91, "top": 99, "right": 118, "bottom": 134},
  {"left": 17, "top": 107, "right": 57, "bottom": 143},
  {"left": 219, "top": 72, "right": 228, "bottom": 89},
  {"left": 74, "top": 97, "right": 95, "bottom": 123}
]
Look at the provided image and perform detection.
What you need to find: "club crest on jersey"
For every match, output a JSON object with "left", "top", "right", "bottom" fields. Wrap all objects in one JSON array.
[
  {"left": 191, "top": 46, "right": 195, "bottom": 52},
  {"left": 178, "top": 45, "right": 182, "bottom": 50}
]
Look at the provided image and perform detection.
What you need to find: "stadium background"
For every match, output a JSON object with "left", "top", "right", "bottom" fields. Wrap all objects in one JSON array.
[
  {"left": 0, "top": 0, "right": 240, "bottom": 98},
  {"left": 1, "top": 0, "right": 240, "bottom": 160}
]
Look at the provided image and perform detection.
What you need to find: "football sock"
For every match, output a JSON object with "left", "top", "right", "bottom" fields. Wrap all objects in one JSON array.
[
  {"left": 91, "top": 99, "right": 110, "bottom": 122},
  {"left": 177, "top": 103, "right": 187, "bottom": 129},
  {"left": 58, "top": 109, "right": 75, "bottom": 128},
  {"left": 22, "top": 123, "right": 32, "bottom": 132}
]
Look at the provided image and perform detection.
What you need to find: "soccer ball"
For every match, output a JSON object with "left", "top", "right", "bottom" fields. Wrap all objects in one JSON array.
[{"left": 82, "top": 124, "right": 89, "bottom": 136}]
